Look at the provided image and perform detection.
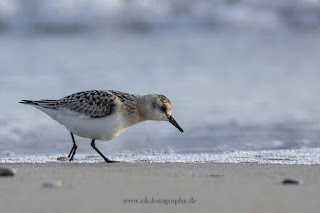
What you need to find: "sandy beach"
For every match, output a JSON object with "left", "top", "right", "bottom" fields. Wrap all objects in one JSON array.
[{"left": 0, "top": 162, "right": 319, "bottom": 213}]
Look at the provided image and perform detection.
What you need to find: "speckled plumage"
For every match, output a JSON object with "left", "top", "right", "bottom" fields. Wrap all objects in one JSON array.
[
  {"left": 20, "top": 90, "right": 183, "bottom": 163},
  {"left": 158, "top": 94, "right": 171, "bottom": 105},
  {"left": 26, "top": 90, "right": 139, "bottom": 118}
]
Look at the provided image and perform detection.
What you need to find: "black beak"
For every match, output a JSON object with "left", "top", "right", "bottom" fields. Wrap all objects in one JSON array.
[{"left": 168, "top": 116, "right": 184, "bottom": 132}]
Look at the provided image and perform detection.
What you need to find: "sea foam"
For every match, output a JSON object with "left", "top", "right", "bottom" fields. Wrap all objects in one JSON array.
[{"left": 1, "top": 148, "right": 320, "bottom": 165}]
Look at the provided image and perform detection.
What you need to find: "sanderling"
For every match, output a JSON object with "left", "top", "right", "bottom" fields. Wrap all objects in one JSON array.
[{"left": 20, "top": 90, "right": 183, "bottom": 163}]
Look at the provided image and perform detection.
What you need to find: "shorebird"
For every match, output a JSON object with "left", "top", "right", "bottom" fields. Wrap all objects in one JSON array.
[{"left": 20, "top": 90, "right": 183, "bottom": 163}]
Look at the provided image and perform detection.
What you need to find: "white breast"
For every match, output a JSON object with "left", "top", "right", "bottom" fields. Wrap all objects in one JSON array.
[{"left": 35, "top": 106, "right": 127, "bottom": 141}]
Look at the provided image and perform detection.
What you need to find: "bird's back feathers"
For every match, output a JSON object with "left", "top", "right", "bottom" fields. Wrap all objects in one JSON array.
[{"left": 20, "top": 90, "right": 128, "bottom": 118}]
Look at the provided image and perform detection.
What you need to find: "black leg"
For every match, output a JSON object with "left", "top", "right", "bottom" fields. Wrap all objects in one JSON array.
[
  {"left": 68, "top": 132, "right": 78, "bottom": 161},
  {"left": 91, "top": 139, "right": 118, "bottom": 163}
]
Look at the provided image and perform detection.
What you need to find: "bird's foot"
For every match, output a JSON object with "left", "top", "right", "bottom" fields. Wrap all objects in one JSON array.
[
  {"left": 104, "top": 159, "right": 119, "bottom": 163},
  {"left": 68, "top": 146, "right": 77, "bottom": 161}
]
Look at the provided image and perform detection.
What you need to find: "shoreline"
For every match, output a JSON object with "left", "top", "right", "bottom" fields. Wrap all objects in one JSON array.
[
  {"left": 1, "top": 162, "right": 320, "bottom": 213},
  {"left": 2, "top": 147, "right": 320, "bottom": 164}
]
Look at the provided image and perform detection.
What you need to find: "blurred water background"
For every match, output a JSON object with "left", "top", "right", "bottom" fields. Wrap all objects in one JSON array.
[{"left": 2, "top": 0, "right": 320, "bottom": 163}]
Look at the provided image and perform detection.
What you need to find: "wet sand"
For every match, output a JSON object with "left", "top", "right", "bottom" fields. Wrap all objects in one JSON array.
[{"left": 1, "top": 162, "right": 320, "bottom": 213}]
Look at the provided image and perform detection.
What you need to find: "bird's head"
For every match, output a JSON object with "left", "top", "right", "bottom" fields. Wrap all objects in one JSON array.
[{"left": 143, "top": 94, "right": 183, "bottom": 132}]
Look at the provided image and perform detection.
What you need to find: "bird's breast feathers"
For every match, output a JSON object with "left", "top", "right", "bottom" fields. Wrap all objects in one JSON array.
[{"left": 37, "top": 106, "right": 128, "bottom": 141}]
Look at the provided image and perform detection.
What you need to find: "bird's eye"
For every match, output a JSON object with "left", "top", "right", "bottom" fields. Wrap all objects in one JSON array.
[{"left": 161, "top": 106, "right": 167, "bottom": 112}]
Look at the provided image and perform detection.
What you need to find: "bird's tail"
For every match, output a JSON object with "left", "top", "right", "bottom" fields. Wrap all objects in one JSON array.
[
  {"left": 19, "top": 99, "right": 58, "bottom": 109},
  {"left": 20, "top": 100, "right": 37, "bottom": 105}
]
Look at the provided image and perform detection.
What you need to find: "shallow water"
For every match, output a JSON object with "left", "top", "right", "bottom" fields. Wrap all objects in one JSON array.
[
  {"left": 2, "top": 0, "right": 320, "bottom": 32},
  {"left": 1, "top": 30, "right": 320, "bottom": 164}
]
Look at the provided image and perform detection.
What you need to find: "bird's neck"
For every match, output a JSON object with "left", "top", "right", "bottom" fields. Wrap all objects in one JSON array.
[
  {"left": 136, "top": 94, "right": 156, "bottom": 122},
  {"left": 119, "top": 94, "right": 154, "bottom": 128}
]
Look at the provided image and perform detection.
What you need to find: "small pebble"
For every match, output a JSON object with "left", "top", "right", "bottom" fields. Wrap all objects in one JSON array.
[
  {"left": 57, "top": 156, "right": 67, "bottom": 161},
  {"left": 86, "top": 155, "right": 97, "bottom": 159},
  {"left": 209, "top": 174, "right": 223, "bottom": 177},
  {"left": 0, "top": 167, "right": 16, "bottom": 177},
  {"left": 282, "top": 178, "right": 302, "bottom": 185},
  {"left": 43, "top": 181, "right": 62, "bottom": 188}
]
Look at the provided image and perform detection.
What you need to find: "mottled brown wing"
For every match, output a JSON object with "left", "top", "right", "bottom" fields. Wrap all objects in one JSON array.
[{"left": 58, "top": 90, "right": 117, "bottom": 118}]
